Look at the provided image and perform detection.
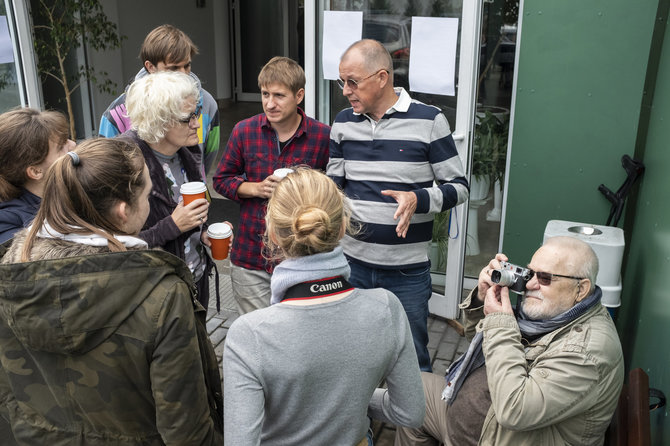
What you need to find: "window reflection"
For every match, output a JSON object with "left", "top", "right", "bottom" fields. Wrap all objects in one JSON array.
[
  {"left": 0, "top": 6, "right": 22, "bottom": 112},
  {"left": 464, "top": 0, "right": 518, "bottom": 278}
]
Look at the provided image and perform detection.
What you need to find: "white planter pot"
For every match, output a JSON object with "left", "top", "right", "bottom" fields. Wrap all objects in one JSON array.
[{"left": 470, "top": 176, "right": 490, "bottom": 201}]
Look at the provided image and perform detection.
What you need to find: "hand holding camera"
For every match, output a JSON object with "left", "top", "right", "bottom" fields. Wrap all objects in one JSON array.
[
  {"left": 478, "top": 258, "right": 532, "bottom": 315},
  {"left": 484, "top": 284, "right": 514, "bottom": 316},
  {"left": 477, "top": 253, "right": 508, "bottom": 303},
  {"left": 490, "top": 261, "right": 533, "bottom": 294}
]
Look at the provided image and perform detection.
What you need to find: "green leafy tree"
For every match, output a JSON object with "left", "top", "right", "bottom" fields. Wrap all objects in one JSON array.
[
  {"left": 32, "top": 0, "right": 124, "bottom": 138},
  {"left": 369, "top": 0, "right": 393, "bottom": 14},
  {"left": 403, "top": 0, "right": 420, "bottom": 17},
  {"left": 430, "top": 0, "right": 446, "bottom": 17}
]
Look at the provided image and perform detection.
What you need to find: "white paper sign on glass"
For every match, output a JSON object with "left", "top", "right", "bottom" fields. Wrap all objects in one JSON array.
[
  {"left": 322, "top": 11, "right": 363, "bottom": 80},
  {"left": 0, "top": 16, "right": 14, "bottom": 64},
  {"left": 409, "top": 17, "right": 459, "bottom": 96}
]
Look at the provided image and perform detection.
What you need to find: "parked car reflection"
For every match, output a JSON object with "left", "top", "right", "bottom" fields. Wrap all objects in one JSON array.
[{"left": 363, "top": 15, "right": 411, "bottom": 90}]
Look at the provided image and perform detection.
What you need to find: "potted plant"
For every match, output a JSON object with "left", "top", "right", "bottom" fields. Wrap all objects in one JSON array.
[
  {"left": 430, "top": 209, "right": 450, "bottom": 272},
  {"left": 471, "top": 107, "right": 509, "bottom": 200}
]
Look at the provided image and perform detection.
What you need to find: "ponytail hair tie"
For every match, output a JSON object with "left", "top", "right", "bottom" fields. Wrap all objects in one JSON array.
[{"left": 67, "top": 151, "right": 80, "bottom": 166}]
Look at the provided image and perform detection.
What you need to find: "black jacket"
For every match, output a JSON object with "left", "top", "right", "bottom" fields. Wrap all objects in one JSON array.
[{"left": 123, "top": 130, "right": 202, "bottom": 259}]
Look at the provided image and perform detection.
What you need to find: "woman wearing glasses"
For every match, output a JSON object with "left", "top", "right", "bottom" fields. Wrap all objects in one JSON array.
[{"left": 124, "top": 71, "right": 219, "bottom": 310}]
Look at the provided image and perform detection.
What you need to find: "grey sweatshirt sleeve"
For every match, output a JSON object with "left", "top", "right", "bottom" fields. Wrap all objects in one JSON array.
[
  {"left": 368, "top": 293, "right": 426, "bottom": 428},
  {"left": 223, "top": 317, "right": 265, "bottom": 445}
]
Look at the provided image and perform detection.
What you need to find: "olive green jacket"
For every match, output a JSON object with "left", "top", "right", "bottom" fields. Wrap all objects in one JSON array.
[
  {"left": 0, "top": 233, "right": 223, "bottom": 445},
  {"left": 461, "top": 290, "right": 624, "bottom": 446}
]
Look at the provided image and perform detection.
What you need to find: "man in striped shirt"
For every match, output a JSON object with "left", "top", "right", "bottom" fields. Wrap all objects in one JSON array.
[{"left": 327, "top": 39, "right": 469, "bottom": 371}]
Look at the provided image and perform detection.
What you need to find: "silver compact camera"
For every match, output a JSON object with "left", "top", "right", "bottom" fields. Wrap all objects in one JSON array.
[{"left": 490, "top": 261, "right": 533, "bottom": 294}]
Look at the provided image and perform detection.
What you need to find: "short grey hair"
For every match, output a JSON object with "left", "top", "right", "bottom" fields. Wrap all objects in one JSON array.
[
  {"left": 342, "top": 39, "right": 393, "bottom": 81},
  {"left": 125, "top": 71, "right": 199, "bottom": 144},
  {"left": 544, "top": 236, "right": 599, "bottom": 293}
]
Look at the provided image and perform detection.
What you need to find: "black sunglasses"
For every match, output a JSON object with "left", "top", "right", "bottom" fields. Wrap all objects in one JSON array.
[
  {"left": 179, "top": 104, "right": 202, "bottom": 124},
  {"left": 532, "top": 270, "right": 584, "bottom": 286},
  {"left": 336, "top": 69, "right": 388, "bottom": 90}
]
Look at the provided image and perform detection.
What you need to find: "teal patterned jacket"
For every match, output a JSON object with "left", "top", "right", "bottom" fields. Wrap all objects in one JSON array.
[{"left": 0, "top": 232, "right": 222, "bottom": 445}]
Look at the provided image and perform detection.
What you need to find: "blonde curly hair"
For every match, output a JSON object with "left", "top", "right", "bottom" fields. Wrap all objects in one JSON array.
[{"left": 125, "top": 71, "right": 198, "bottom": 144}]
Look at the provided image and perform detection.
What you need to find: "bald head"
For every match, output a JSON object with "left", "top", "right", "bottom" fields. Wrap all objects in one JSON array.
[
  {"left": 341, "top": 39, "right": 393, "bottom": 82},
  {"left": 541, "top": 236, "right": 599, "bottom": 293}
]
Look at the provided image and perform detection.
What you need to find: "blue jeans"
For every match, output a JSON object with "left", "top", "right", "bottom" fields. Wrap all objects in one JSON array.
[{"left": 349, "top": 262, "right": 433, "bottom": 372}]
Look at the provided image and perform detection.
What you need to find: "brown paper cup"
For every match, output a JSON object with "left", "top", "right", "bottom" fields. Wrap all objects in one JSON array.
[
  {"left": 207, "top": 223, "right": 233, "bottom": 260},
  {"left": 273, "top": 168, "right": 294, "bottom": 179},
  {"left": 180, "top": 181, "right": 207, "bottom": 206}
]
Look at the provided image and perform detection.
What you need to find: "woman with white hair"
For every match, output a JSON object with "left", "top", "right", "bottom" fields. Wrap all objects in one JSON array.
[{"left": 124, "top": 71, "right": 224, "bottom": 311}]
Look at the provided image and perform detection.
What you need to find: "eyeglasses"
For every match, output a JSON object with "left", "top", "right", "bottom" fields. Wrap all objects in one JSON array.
[
  {"left": 179, "top": 104, "right": 202, "bottom": 125},
  {"left": 531, "top": 270, "right": 584, "bottom": 286},
  {"left": 336, "top": 69, "right": 388, "bottom": 90}
]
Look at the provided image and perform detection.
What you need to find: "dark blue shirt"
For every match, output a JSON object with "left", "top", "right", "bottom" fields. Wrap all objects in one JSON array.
[{"left": 0, "top": 189, "right": 40, "bottom": 244}]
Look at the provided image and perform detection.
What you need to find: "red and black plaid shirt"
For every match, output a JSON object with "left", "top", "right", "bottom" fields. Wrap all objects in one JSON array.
[{"left": 213, "top": 108, "right": 330, "bottom": 272}]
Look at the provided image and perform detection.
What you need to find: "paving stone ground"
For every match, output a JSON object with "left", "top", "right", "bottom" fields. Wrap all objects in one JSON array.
[{"left": 206, "top": 259, "right": 470, "bottom": 445}]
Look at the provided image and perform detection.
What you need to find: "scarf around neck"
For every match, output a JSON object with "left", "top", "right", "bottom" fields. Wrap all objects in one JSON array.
[
  {"left": 442, "top": 286, "right": 603, "bottom": 404},
  {"left": 36, "top": 221, "right": 148, "bottom": 249},
  {"left": 270, "top": 246, "right": 351, "bottom": 305}
]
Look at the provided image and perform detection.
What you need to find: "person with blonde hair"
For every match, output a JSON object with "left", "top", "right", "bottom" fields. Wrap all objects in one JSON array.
[
  {"left": 124, "top": 70, "right": 228, "bottom": 311},
  {"left": 0, "top": 107, "right": 74, "bottom": 244},
  {"left": 0, "top": 138, "right": 222, "bottom": 444},
  {"left": 223, "top": 167, "right": 425, "bottom": 445},
  {"left": 214, "top": 56, "right": 330, "bottom": 315}
]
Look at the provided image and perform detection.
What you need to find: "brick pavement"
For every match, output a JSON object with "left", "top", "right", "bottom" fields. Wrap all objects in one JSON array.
[{"left": 205, "top": 260, "right": 471, "bottom": 445}]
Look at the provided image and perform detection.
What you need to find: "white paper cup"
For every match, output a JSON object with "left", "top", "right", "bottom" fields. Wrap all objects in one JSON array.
[
  {"left": 180, "top": 182, "right": 207, "bottom": 205},
  {"left": 273, "top": 168, "right": 294, "bottom": 179},
  {"left": 207, "top": 223, "right": 233, "bottom": 260}
]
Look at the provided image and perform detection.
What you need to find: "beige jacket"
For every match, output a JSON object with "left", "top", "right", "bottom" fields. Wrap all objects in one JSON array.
[{"left": 461, "top": 290, "right": 624, "bottom": 446}]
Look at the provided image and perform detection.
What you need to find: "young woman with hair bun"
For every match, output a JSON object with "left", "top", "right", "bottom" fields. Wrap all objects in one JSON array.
[
  {"left": 223, "top": 167, "right": 425, "bottom": 445},
  {"left": 0, "top": 138, "right": 222, "bottom": 444},
  {"left": 0, "top": 107, "right": 74, "bottom": 244}
]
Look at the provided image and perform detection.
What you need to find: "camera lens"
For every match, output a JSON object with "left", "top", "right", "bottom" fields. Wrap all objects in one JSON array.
[{"left": 491, "top": 269, "right": 516, "bottom": 287}]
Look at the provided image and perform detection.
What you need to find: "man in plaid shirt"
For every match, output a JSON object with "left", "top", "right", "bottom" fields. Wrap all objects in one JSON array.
[{"left": 213, "top": 57, "right": 330, "bottom": 314}]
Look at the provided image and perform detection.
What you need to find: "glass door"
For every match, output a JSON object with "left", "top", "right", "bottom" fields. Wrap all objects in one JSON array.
[
  {"left": 1, "top": 0, "right": 41, "bottom": 110},
  {"left": 233, "top": 0, "right": 287, "bottom": 101},
  {"left": 313, "top": 0, "right": 483, "bottom": 319}
]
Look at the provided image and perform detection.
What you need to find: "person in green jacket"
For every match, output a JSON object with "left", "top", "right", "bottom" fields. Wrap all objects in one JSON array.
[
  {"left": 394, "top": 236, "right": 624, "bottom": 446},
  {"left": 0, "top": 138, "right": 222, "bottom": 445}
]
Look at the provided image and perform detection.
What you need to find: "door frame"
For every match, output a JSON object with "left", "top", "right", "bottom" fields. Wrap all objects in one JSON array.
[{"left": 429, "top": 0, "right": 483, "bottom": 319}]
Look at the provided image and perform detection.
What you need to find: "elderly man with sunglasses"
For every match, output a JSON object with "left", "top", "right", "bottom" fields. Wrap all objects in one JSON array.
[
  {"left": 327, "top": 39, "right": 469, "bottom": 372},
  {"left": 391, "top": 236, "right": 624, "bottom": 446}
]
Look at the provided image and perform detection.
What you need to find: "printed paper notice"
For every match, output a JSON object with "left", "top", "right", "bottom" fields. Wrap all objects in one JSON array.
[
  {"left": 0, "top": 16, "right": 14, "bottom": 64},
  {"left": 322, "top": 11, "right": 362, "bottom": 80},
  {"left": 409, "top": 17, "right": 458, "bottom": 96}
]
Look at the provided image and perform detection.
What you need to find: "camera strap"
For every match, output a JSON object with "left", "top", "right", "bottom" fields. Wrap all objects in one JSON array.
[{"left": 281, "top": 276, "right": 353, "bottom": 302}]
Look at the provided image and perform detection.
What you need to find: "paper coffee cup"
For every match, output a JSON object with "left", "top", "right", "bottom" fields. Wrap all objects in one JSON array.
[
  {"left": 180, "top": 181, "right": 207, "bottom": 205},
  {"left": 273, "top": 168, "right": 294, "bottom": 179},
  {"left": 207, "top": 223, "right": 233, "bottom": 260}
]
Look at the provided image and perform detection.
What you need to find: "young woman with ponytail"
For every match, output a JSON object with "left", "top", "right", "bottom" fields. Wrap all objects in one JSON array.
[{"left": 0, "top": 138, "right": 222, "bottom": 445}]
